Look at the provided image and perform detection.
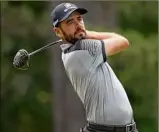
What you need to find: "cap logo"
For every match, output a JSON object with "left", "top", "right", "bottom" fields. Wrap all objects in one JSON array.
[
  {"left": 64, "top": 3, "right": 72, "bottom": 8},
  {"left": 64, "top": 3, "right": 76, "bottom": 12}
]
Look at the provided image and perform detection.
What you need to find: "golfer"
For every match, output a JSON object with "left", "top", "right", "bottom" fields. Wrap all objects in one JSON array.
[{"left": 51, "top": 3, "right": 138, "bottom": 132}]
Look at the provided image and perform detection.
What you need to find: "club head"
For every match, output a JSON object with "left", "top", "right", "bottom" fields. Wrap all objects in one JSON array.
[{"left": 13, "top": 49, "right": 30, "bottom": 70}]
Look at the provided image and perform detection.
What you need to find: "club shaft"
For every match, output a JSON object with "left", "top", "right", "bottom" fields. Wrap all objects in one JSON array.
[{"left": 29, "top": 40, "right": 62, "bottom": 56}]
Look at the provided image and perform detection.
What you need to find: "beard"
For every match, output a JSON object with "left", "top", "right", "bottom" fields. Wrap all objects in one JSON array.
[{"left": 60, "top": 27, "right": 86, "bottom": 44}]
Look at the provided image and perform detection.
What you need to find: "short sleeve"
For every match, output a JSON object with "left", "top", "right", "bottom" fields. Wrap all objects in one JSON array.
[
  {"left": 62, "top": 39, "right": 107, "bottom": 72},
  {"left": 75, "top": 39, "right": 107, "bottom": 63}
]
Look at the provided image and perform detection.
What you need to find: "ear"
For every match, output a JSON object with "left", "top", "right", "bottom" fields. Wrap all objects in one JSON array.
[{"left": 52, "top": 27, "right": 63, "bottom": 38}]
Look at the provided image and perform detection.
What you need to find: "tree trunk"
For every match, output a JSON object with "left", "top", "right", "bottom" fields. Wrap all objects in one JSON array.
[{"left": 50, "top": 42, "right": 86, "bottom": 132}]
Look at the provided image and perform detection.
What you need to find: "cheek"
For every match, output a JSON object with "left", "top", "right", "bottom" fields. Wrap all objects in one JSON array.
[{"left": 65, "top": 26, "right": 76, "bottom": 35}]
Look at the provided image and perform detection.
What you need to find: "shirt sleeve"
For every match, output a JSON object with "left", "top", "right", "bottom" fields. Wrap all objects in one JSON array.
[
  {"left": 75, "top": 39, "right": 107, "bottom": 63},
  {"left": 62, "top": 39, "right": 107, "bottom": 75}
]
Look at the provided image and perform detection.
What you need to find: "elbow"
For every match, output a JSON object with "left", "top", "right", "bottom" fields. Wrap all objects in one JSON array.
[
  {"left": 121, "top": 37, "right": 129, "bottom": 49},
  {"left": 115, "top": 34, "right": 130, "bottom": 49}
]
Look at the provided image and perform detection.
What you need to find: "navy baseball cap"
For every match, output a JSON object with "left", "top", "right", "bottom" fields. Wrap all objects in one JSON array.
[{"left": 51, "top": 3, "right": 87, "bottom": 27}]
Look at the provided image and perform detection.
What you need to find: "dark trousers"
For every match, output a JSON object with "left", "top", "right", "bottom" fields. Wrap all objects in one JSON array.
[
  {"left": 81, "top": 128, "right": 139, "bottom": 132},
  {"left": 80, "top": 123, "right": 139, "bottom": 132}
]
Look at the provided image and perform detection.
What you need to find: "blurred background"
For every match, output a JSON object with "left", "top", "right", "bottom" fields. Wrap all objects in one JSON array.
[{"left": 1, "top": 1, "right": 158, "bottom": 132}]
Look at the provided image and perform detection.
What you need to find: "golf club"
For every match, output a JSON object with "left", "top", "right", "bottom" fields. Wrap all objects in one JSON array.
[{"left": 13, "top": 40, "right": 62, "bottom": 70}]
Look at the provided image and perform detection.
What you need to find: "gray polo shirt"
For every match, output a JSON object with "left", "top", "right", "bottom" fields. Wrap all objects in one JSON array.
[{"left": 60, "top": 39, "right": 133, "bottom": 125}]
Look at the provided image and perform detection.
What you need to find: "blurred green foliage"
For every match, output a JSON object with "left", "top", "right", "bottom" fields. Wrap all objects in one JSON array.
[{"left": 1, "top": 1, "right": 158, "bottom": 132}]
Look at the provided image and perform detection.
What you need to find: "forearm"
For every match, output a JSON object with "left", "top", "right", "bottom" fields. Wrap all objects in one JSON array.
[
  {"left": 86, "top": 30, "right": 125, "bottom": 40},
  {"left": 86, "top": 30, "right": 129, "bottom": 56}
]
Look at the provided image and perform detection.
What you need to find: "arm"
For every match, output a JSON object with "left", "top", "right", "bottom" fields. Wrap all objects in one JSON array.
[{"left": 86, "top": 30, "right": 129, "bottom": 56}]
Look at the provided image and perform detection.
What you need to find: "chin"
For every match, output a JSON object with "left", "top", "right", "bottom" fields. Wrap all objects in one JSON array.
[{"left": 76, "top": 33, "right": 86, "bottom": 40}]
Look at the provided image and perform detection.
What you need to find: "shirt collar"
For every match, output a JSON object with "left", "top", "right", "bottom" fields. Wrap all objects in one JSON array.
[{"left": 60, "top": 43, "right": 72, "bottom": 51}]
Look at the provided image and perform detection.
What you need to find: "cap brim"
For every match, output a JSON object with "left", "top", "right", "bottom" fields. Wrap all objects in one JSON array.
[
  {"left": 60, "top": 8, "right": 87, "bottom": 23},
  {"left": 76, "top": 8, "right": 88, "bottom": 15}
]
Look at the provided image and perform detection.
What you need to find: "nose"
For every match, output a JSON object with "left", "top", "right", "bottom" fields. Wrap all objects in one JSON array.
[{"left": 75, "top": 20, "right": 83, "bottom": 29}]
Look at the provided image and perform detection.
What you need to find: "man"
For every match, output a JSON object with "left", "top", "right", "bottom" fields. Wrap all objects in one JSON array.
[{"left": 51, "top": 3, "right": 138, "bottom": 132}]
